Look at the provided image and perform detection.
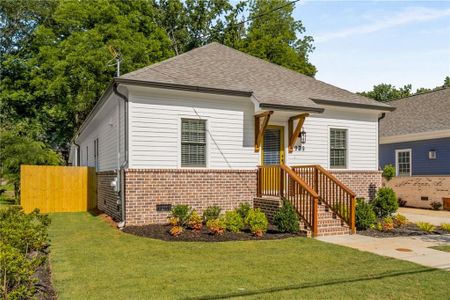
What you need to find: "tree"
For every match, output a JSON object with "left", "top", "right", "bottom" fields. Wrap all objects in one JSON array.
[
  {"left": 0, "top": 130, "right": 62, "bottom": 198},
  {"left": 358, "top": 84, "right": 412, "bottom": 102}
]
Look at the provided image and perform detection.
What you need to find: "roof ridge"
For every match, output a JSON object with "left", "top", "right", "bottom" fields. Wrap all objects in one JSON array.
[{"left": 387, "top": 86, "right": 449, "bottom": 103}]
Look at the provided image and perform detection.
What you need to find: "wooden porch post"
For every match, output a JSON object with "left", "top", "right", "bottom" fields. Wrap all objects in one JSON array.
[
  {"left": 313, "top": 196, "right": 319, "bottom": 237},
  {"left": 350, "top": 195, "right": 356, "bottom": 234}
]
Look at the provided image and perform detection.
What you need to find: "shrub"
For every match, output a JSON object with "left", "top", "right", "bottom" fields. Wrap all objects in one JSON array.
[
  {"left": 187, "top": 211, "right": 203, "bottom": 231},
  {"left": 371, "top": 187, "right": 398, "bottom": 218},
  {"left": 245, "top": 209, "right": 268, "bottom": 237},
  {"left": 236, "top": 202, "right": 252, "bottom": 220},
  {"left": 332, "top": 203, "right": 348, "bottom": 218},
  {"left": 440, "top": 223, "right": 450, "bottom": 232},
  {"left": 430, "top": 201, "right": 442, "bottom": 210},
  {"left": 202, "top": 206, "right": 222, "bottom": 223},
  {"left": 273, "top": 200, "right": 299, "bottom": 233},
  {"left": 169, "top": 226, "right": 183, "bottom": 236},
  {"left": 393, "top": 214, "right": 408, "bottom": 227},
  {"left": 381, "top": 217, "right": 394, "bottom": 231},
  {"left": 355, "top": 199, "right": 376, "bottom": 230},
  {"left": 417, "top": 222, "right": 435, "bottom": 233},
  {"left": 169, "top": 205, "right": 191, "bottom": 226},
  {"left": 206, "top": 218, "right": 226, "bottom": 235},
  {"left": 382, "top": 164, "right": 396, "bottom": 181},
  {"left": 224, "top": 211, "right": 244, "bottom": 233},
  {"left": 168, "top": 217, "right": 179, "bottom": 226}
]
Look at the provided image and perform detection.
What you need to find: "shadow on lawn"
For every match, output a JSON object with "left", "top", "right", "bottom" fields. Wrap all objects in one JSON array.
[{"left": 186, "top": 267, "right": 439, "bottom": 300}]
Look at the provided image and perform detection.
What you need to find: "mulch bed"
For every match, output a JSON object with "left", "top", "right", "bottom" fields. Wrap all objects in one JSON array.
[
  {"left": 358, "top": 223, "right": 449, "bottom": 238},
  {"left": 123, "top": 224, "right": 304, "bottom": 242}
]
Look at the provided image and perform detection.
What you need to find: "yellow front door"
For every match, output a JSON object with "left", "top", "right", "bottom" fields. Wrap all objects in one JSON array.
[{"left": 261, "top": 125, "right": 284, "bottom": 165}]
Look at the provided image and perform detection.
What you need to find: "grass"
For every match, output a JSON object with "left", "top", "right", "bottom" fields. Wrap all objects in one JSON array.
[
  {"left": 49, "top": 213, "right": 450, "bottom": 300},
  {"left": 430, "top": 245, "right": 450, "bottom": 253}
]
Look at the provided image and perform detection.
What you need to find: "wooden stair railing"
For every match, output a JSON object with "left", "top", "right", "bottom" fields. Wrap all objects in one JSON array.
[
  {"left": 257, "top": 164, "right": 319, "bottom": 236},
  {"left": 291, "top": 165, "right": 356, "bottom": 233}
]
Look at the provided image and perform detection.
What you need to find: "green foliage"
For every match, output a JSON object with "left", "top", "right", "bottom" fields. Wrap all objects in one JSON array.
[
  {"left": 440, "top": 223, "right": 450, "bottom": 232},
  {"left": 206, "top": 217, "right": 226, "bottom": 235},
  {"left": 380, "top": 217, "right": 394, "bottom": 231},
  {"left": 273, "top": 200, "right": 299, "bottom": 233},
  {"left": 355, "top": 199, "right": 376, "bottom": 230},
  {"left": 416, "top": 222, "right": 435, "bottom": 233},
  {"left": 332, "top": 203, "right": 348, "bottom": 218},
  {"left": 236, "top": 202, "right": 252, "bottom": 219},
  {"left": 430, "top": 201, "right": 442, "bottom": 210},
  {"left": 371, "top": 187, "right": 398, "bottom": 218},
  {"left": 393, "top": 214, "right": 408, "bottom": 227},
  {"left": 187, "top": 210, "right": 202, "bottom": 231},
  {"left": 0, "top": 207, "right": 50, "bottom": 254},
  {"left": 358, "top": 83, "right": 412, "bottom": 102},
  {"left": 0, "top": 130, "right": 62, "bottom": 198},
  {"left": 202, "top": 206, "right": 222, "bottom": 223},
  {"left": 382, "top": 164, "right": 396, "bottom": 181},
  {"left": 224, "top": 211, "right": 244, "bottom": 233},
  {"left": 169, "top": 205, "right": 191, "bottom": 227},
  {"left": 0, "top": 207, "right": 50, "bottom": 299},
  {"left": 245, "top": 208, "right": 268, "bottom": 236}
]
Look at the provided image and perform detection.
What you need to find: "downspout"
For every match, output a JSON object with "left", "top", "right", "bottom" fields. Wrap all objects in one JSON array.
[
  {"left": 377, "top": 113, "right": 386, "bottom": 171},
  {"left": 113, "top": 82, "right": 129, "bottom": 228},
  {"left": 73, "top": 141, "right": 81, "bottom": 166}
]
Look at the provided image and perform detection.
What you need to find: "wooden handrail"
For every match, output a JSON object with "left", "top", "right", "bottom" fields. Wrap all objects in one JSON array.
[{"left": 280, "top": 164, "right": 318, "bottom": 198}]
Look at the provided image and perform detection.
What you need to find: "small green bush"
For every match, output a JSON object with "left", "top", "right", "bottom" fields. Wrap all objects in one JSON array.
[
  {"left": 393, "top": 214, "right": 408, "bottom": 227},
  {"left": 206, "top": 217, "right": 226, "bottom": 235},
  {"left": 236, "top": 202, "right": 252, "bottom": 219},
  {"left": 440, "top": 223, "right": 450, "bottom": 232},
  {"left": 224, "top": 211, "right": 244, "bottom": 233},
  {"left": 169, "top": 205, "right": 191, "bottom": 226},
  {"left": 417, "top": 222, "right": 435, "bottom": 233},
  {"left": 355, "top": 199, "right": 376, "bottom": 230},
  {"left": 430, "top": 201, "right": 442, "bottom": 210},
  {"left": 187, "top": 211, "right": 202, "bottom": 231},
  {"left": 245, "top": 209, "right": 268, "bottom": 237},
  {"left": 202, "top": 206, "right": 222, "bottom": 223},
  {"left": 273, "top": 200, "right": 299, "bottom": 233},
  {"left": 382, "top": 164, "right": 396, "bottom": 181},
  {"left": 371, "top": 187, "right": 398, "bottom": 218}
]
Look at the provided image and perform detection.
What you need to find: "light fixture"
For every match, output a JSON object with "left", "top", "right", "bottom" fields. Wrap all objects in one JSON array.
[
  {"left": 428, "top": 150, "right": 436, "bottom": 160},
  {"left": 299, "top": 127, "right": 306, "bottom": 144}
]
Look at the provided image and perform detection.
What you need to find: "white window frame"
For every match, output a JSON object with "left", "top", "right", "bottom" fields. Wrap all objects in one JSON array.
[
  {"left": 328, "top": 127, "right": 348, "bottom": 169},
  {"left": 395, "top": 148, "right": 412, "bottom": 177},
  {"left": 179, "top": 118, "right": 208, "bottom": 168}
]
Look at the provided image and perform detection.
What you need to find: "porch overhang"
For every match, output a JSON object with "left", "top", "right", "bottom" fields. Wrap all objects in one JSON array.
[{"left": 259, "top": 103, "right": 325, "bottom": 113}]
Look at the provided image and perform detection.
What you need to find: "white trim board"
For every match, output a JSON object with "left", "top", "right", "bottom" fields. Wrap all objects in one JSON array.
[{"left": 380, "top": 129, "right": 450, "bottom": 144}]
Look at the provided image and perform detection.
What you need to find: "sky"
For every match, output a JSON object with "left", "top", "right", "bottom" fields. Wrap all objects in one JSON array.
[{"left": 292, "top": 0, "right": 450, "bottom": 92}]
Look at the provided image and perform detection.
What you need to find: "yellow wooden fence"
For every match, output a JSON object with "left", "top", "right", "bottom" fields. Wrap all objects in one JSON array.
[{"left": 20, "top": 165, "right": 97, "bottom": 213}]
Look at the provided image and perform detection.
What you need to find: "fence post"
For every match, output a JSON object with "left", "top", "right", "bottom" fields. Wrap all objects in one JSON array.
[
  {"left": 313, "top": 196, "right": 318, "bottom": 237},
  {"left": 256, "top": 167, "right": 262, "bottom": 197},
  {"left": 350, "top": 196, "right": 356, "bottom": 234},
  {"left": 279, "top": 166, "right": 284, "bottom": 197},
  {"left": 314, "top": 166, "right": 319, "bottom": 194}
]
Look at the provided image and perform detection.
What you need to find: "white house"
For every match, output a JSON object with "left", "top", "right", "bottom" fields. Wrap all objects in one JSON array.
[{"left": 70, "top": 43, "right": 393, "bottom": 235}]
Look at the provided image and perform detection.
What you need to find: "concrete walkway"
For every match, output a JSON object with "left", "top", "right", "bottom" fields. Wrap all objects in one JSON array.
[
  {"left": 318, "top": 234, "right": 450, "bottom": 271},
  {"left": 397, "top": 207, "right": 450, "bottom": 226}
]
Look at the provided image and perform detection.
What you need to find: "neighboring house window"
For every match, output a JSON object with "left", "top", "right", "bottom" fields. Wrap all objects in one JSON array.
[
  {"left": 181, "top": 119, "right": 206, "bottom": 167},
  {"left": 330, "top": 128, "right": 347, "bottom": 169},
  {"left": 94, "top": 138, "right": 99, "bottom": 170},
  {"left": 396, "top": 149, "right": 411, "bottom": 176}
]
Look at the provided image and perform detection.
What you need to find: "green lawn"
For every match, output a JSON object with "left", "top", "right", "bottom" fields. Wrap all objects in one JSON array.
[
  {"left": 49, "top": 213, "right": 450, "bottom": 300},
  {"left": 431, "top": 245, "right": 450, "bottom": 253}
]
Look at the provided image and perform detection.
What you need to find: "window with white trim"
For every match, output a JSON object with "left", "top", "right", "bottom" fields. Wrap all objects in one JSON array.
[
  {"left": 330, "top": 128, "right": 347, "bottom": 169},
  {"left": 181, "top": 119, "right": 206, "bottom": 167},
  {"left": 396, "top": 149, "right": 411, "bottom": 176}
]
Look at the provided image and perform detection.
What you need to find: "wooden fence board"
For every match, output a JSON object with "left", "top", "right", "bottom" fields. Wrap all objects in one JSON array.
[{"left": 20, "top": 165, "right": 97, "bottom": 213}]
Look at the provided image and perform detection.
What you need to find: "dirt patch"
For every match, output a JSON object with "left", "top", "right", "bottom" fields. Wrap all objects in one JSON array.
[
  {"left": 35, "top": 257, "right": 57, "bottom": 300},
  {"left": 358, "top": 223, "right": 449, "bottom": 238},
  {"left": 123, "top": 224, "right": 304, "bottom": 242}
]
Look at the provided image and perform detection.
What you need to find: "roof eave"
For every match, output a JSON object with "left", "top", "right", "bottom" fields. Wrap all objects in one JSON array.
[
  {"left": 311, "top": 98, "right": 395, "bottom": 112},
  {"left": 259, "top": 103, "right": 325, "bottom": 113},
  {"left": 115, "top": 78, "right": 253, "bottom": 97}
]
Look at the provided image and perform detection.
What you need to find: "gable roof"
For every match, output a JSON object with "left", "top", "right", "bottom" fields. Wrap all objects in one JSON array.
[
  {"left": 380, "top": 87, "right": 450, "bottom": 138},
  {"left": 119, "top": 42, "right": 392, "bottom": 112}
]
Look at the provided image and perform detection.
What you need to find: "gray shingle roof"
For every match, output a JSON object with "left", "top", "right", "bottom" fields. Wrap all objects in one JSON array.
[
  {"left": 380, "top": 87, "right": 450, "bottom": 137},
  {"left": 120, "top": 42, "right": 392, "bottom": 111}
]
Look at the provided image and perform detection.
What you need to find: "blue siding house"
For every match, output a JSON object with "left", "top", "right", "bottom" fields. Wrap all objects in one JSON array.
[{"left": 379, "top": 88, "right": 450, "bottom": 176}]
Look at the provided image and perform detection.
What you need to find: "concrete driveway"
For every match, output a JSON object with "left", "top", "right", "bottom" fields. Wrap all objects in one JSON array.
[
  {"left": 318, "top": 234, "right": 450, "bottom": 271},
  {"left": 398, "top": 207, "right": 450, "bottom": 225}
]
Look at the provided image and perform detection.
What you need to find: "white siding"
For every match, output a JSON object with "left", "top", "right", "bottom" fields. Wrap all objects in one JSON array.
[
  {"left": 77, "top": 93, "right": 126, "bottom": 171},
  {"left": 128, "top": 87, "right": 258, "bottom": 169},
  {"left": 285, "top": 108, "right": 379, "bottom": 170}
]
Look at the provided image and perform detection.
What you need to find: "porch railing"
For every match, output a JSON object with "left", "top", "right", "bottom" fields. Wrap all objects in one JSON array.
[
  {"left": 291, "top": 165, "right": 356, "bottom": 233},
  {"left": 257, "top": 164, "right": 319, "bottom": 236}
]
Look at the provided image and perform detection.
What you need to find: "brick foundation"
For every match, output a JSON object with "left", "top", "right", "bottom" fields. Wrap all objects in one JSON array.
[
  {"left": 97, "top": 171, "right": 121, "bottom": 221},
  {"left": 253, "top": 197, "right": 282, "bottom": 222},
  {"left": 124, "top": 169, "right": 257, "bottom": 225},
  {"left": 330, "top": 170, "right": 382, "bottom": 201}
]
